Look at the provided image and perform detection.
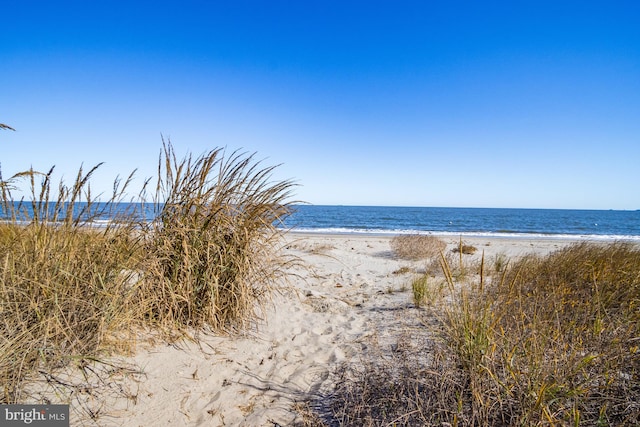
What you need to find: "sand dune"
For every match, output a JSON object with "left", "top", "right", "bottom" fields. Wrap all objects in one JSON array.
[{"left": 37, "top": 233, "right": 578, "bottom": 426}]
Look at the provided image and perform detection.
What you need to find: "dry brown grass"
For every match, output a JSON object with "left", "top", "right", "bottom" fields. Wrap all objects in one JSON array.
[
  {"left": 139, "top": 142, "right": 297, "bottom": 331},
  {"left": 469, "top": 242, "right": 640, "bottom": 425},
  {"left": 0, "top": 166, "right": 143, "bottom": 403},
  {"left": 391, "top": 234, "right": 446, "bottom": 260},
  {"left": 0, "top": 142, "right": 296, "bottom": 406}
]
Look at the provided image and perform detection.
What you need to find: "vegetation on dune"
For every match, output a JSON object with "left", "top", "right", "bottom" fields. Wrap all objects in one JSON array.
[
  {"left": 141, "top": 142, "right": 297, "bottom": 331},
  {"left": 0, "top": 141, "right": 296, "bottom": 404},
  {"left": 451, "top": 241, "right": 477, "bottom": 255},
  {"left": 0, "top": 165, "right": 143, "bottom": 403},
  {"left": 470, "top": 242, "right": 640, "bottom": 426},
  {"left": 302, "top": 242, "right": 640, "bottom": 426}
]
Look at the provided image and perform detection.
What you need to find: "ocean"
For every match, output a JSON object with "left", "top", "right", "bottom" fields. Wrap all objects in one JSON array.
[
  {"left": 3, "top": 202, "right": 639, "bottom": 240},
  {"left": 282, "top": 205, "right": 640, "bottom": 240}
]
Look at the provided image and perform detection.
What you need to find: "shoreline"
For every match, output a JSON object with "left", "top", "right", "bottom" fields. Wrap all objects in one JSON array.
[
  {"left": 285, "top": 228, "right": 640, "bottom": 242},
  {"left": 283, "top": 232, "right": 584, "bottom": 264}
]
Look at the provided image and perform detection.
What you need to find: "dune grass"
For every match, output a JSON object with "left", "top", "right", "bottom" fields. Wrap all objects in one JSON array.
[
  {"left": 0, "top": 165, "right": 143, "bottom": 403},
  {"left": 410, "top": 274, "right": 445, "bottom": 308},
  {"left": 302, "top": 241, "right": 640, "bottom": 426},
  {"left": 464, "top": 242, "right": 640, "bottom": 426},
  {"left": 0, "top": 142, "right": 296, "bottom": 404},
  {"left": 140, "top": 142, "right": 297, "bottom": 331}
]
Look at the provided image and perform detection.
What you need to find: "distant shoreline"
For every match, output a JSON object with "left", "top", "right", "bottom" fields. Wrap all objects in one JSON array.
[{"left": 285, "top": 228, "right": 640, "bottom": 242}]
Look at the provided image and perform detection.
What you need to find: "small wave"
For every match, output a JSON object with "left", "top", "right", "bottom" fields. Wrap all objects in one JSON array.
[{"left": 284, "top": 227, "right": 640, "bottom": 241}]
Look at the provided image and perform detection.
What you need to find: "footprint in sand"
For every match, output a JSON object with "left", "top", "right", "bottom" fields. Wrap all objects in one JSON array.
[{"left": 310, "top": 326, "right": 333, "bottom": 336}]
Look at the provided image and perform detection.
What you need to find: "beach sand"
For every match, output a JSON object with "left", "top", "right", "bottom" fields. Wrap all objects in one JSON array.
[{"left": 41, "top": 233, "right": 581, "bottom": 426}]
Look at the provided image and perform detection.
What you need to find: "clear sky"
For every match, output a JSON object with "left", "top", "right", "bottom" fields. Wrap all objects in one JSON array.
[{"left": 2, "top": 1, "right": 639, "bottom": 209}]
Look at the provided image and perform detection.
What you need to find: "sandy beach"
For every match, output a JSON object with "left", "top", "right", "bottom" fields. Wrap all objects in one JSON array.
[{"left": 39, "top": 233, "right": 584, "bottom": 426}]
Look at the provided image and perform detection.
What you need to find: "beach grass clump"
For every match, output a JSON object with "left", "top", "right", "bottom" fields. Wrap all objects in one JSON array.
[
  {"left": 139, "top": 142, "right": 296, "bottom": 331},
  {"left": 391, "top": 234, "right": 446, "bottom": 260},
  {"left": 0, "top": 166, "right": 143, "bottom": 403},
  {"left": 492, "top": 252, "right": 508, "bottom": 272},
  {"left": 410, "top": 274, "right": 443, "bottom": 308},
  {"left": 411, "top": 275, "right": 428, "bottom": 306}
]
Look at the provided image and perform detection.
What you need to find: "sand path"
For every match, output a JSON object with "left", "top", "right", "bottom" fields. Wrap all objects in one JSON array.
[{"left": 39, "top": 234, "right": 577, "bottom": 426}]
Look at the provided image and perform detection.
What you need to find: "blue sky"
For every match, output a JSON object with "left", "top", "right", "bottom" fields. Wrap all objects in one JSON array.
[{"left": 2, "top": 1, "right": 639, "bottom": 209}]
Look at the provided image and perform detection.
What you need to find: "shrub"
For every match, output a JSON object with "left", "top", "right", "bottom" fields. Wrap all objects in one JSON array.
[{"left": 391, "top": 234, "right": 446, "bottom": 260}]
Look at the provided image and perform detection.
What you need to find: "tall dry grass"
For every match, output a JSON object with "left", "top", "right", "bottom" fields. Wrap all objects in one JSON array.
[
  {"left": 0, "top": 165, "right": 143, "bottom": 403},
  {"left": 139, "top": 142, "right": 297, "bottom": 331},
  {"left": 0, "top": 142, "right": 296, "bottom": 404}
]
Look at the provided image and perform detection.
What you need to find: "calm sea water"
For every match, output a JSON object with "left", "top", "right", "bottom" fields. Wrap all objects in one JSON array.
[
  {"left": 282, "top": 205, "right": 640, "bottom": 240},
  {"left": 0, "top": 202, "right": 158, "bottom": 224},
  {"left": 3, "top": 202, "right": 639, "bottom": 240}
]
